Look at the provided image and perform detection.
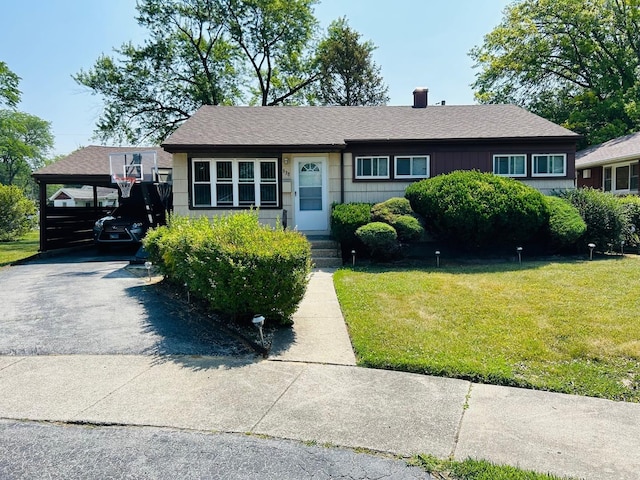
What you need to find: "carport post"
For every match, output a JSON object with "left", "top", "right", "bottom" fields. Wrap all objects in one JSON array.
[{"left": 38, "top": 179, "right": 47, "bottom": 252}]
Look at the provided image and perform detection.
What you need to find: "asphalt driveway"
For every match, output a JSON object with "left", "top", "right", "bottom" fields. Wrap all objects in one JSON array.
[{"left": 0, "top": 248, "right": 253, "bottom": 356}]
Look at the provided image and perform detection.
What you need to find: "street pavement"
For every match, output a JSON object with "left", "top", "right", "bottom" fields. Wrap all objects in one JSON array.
[{"left": 0, "top": 256, "right": 639, "bottom": 479}]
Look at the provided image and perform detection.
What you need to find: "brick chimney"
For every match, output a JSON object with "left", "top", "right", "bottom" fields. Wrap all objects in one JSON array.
[{"left": 413, "top": 88, "right": 428, "bottom": 108}]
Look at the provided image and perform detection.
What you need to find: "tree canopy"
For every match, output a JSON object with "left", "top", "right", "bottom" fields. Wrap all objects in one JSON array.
[
  {"left": 0, "top": 61, "right": 21, "bottom": 109},
  {"left": 315, "top": 17, "right": 389, "bottom": 106},
  {"left": 470, "top": 0, "right": 640, "bottom": 147},
  {"left": 75, "top": 0, "right": 321, "bottom": 144},
  {"left": 0, "top": 110, "right": 54, "bottom": 190},
  {"left": 75, "top": 1, "right": 391, "bottom": 144}
]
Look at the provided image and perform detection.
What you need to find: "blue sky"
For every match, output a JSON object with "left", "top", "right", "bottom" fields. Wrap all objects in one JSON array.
[{"left": 0, "top": 0, "right": 511, "bottom": 156}]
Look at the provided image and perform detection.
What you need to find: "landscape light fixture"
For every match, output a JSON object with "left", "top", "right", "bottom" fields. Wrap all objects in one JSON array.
[
  {"left": 252, "top": 314, "right": 265, "bottom": 347},
  {"left": 621, "top": 240, "right": 625, "bottom": 255},
  {"left": 516, "top": 246, "right": 523, "bottom": 264},
  {"left": 144, "top": 261, "right": 152, "bottom": 282},
  {"left": 588, "top": 243, "right": 596, "bottom": 260},
  {"left": 435, "top": 250, "right": 441, "bottom": 268},
  {"left": 351, "top": 250, "right": 356, "bottom": 266}
]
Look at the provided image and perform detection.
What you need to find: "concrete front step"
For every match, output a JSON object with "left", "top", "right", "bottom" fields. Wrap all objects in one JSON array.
[
  {"left": 308, "top": 239, "right": 338, "bottom": 250},
  {"left": 313, "top": 257, "right": 343, "bottom": 268},
  {"left": 312, "top": 248, "right": 340, "bottom": 258}
]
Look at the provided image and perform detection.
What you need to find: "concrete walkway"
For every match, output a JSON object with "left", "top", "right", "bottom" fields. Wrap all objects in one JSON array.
[{"left": 0, "top": 269, "right": 639, "bottom": 480}]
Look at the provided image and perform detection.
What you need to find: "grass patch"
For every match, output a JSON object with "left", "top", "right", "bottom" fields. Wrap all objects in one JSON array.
[
  {"left": 0, "top": 230, "right": 39, "bottom": 267},
  {"left": 410, "top": 454, "right": 575, "bottom": 479},
  {"left": 334, "top": 257, "right": 640, "bottom": 401}
]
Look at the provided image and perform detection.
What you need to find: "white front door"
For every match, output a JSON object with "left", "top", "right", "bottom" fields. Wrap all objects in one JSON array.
[{"left": 294, "top": 157, "right": 328, "bottom": 231}]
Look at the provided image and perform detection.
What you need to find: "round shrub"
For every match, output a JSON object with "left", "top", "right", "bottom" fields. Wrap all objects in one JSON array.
[
  {"left": 561, "top": 188, "right": 629, "bottom": 250},
  {"left": 544, "top": 196, "right": 587, "bottom": 251},
  {"left": 355, "top": 222, "right": 398, "bottom": 259},
  {"left": 391, "top": 215, "right": 424, "bottom": 243},
  {"left": 371, "top": 197, "right": 424, "bottom": 243},
  {"left": 330, "top": 203, "right": 371, "bottom": 246},
  {"left": 0, "top": 184, "right": 37, "bottom": 241},
  {"left": 405, "top": 170, "right": 549, "bottom": 249},
  {"left": 370, "top": 197, "right": 413, "bottom": 223}
]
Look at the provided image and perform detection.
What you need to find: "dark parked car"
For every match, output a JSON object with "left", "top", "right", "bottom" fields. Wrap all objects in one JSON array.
[
  {"left": 93, "top": 183, "right": 168, "bottom": 246},
  {"left": 93, "top": 208, "right": 149, "bottom": 245}
]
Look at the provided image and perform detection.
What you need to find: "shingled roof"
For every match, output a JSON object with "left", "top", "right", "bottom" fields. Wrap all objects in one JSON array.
[
  {"left": 162, "top": 104, "right": 578, "bottom": 150},
  {"left": 576, "top": 131, "right": 640, "bottom": 168},
  {"left": 33, "top": 145, "right": 172, "bottom": 182}
]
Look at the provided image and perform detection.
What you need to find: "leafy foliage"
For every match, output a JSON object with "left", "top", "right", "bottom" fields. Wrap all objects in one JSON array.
[
  {"left": 470, "top": 0, "right": 640, "bottom": 147},
  {"left": 0, "top": 61, "right": 20, "bottom": 109},
  {"left": 330, "top": 202, "right": 371, "bottom": 247},
  {"left": 144, "top": 211, "right": 311, "bottom": 325},
  {"left": 0, "top": 109, "right": 53, "bottom": 190},
  {"left": 0, "top": 184, "right": 37, "bottom": 241},
  {"left": 405, "top": 170, "right": 549, "bottom": 250},
  {"left": 370, "top": 197, "right": 423, "bottom": 243},
  {"left": 619, "top": 195, "right": 640, "bottom": 248},
  {"left": 223, "top": 0, "right": 320, "bottom": 106},
  {"left": 355, "top": 221, "right": 398, "bottom": 259},
  {"left": 561, "top": 187, "right": 629, "bottom": 251},
  {"left": 315, "top": 17, "right": 389, "bottom": 106},
  {"left": 544, "top": 195, "right": 587, "bottom": 251},
  {"left": 75, "top": 0, "right": 321, "bottom": 143}
]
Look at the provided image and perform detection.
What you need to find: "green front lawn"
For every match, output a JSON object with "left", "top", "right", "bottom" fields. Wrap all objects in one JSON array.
[
  {"left": 0, "top": 230, "right": 40, "bottom": 267},
  {"left": 334, "top": 257, "right": 640, "bottom": 401}
]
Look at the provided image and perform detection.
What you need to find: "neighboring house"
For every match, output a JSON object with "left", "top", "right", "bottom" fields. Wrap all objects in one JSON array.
[
  {"left": 161, "top": 89, "right": 580, "bottom": 235},
  {"left": 49, "top": 185, "right": 118, "bottom": 207},
  {"left": 575, "top": 132, "right": 640, "bottom": 195}
]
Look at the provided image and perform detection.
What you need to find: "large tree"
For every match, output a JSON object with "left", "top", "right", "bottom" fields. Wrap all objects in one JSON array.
[
  {"left": 0, "top": 110, "right": 54, "bottom": 189},
  {"left": 0, "top": 61, "right": 21, "bottom": 109},
  {"left": 470, "top": 0, "right": 640, "bottom": 147},
  {"left": 75, "top": 0, "right": 240, "bottom": 145},
  {"left": 315, "top": 17, "right": 389, "bottom": 106},
  {"left": 75, "top": 0, "right": 320, "bottom": 144},
  {"left": 222, "top": 0, "right": 320, "bottom": 106}
]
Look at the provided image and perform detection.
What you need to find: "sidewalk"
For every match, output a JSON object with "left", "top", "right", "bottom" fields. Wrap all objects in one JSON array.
[{"left": 0, "top": 269, "right": 638, "bottom": 480}]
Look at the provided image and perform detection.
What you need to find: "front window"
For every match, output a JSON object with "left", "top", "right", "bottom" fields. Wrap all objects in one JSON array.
[
  {"left": 191, "top": 158, "right": 279, "bottom": 207},
  {"left": 395, "top": 155, "right": 430, "bottom": 179},
  {"left": 493, "top": 154, "right": 526, "bottom": 177},
  {"left": 355, "top": 156, "right": 389, "bottom": 179},
  {"left": 532, "top": 154, "right": 566, "bottom": 176},
  {"left": 605, "top": 162, "right": 640, "bottom": 193}
]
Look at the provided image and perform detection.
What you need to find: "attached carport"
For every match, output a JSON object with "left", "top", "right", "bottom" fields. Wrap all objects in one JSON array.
[{"left": 32, "top": 145, "right": 172, "bottom": 252}]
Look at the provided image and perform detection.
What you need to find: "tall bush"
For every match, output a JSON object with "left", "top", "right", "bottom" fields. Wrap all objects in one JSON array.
[
  {"left": 544, "top": 195, "right": 587, "bottom": 251},
  {"left": 0, "top": 184, "right": 37, "bottom": 241},
  {"left": 619, "top": 195, "right": 640, "bottom": 248},
  {"left": 330, "top": 202, "right": 371, "bottom": 256},
  {"left": 144, "top": 212, "right": 311, "bottom": 325},
  {"left": 561, "top": 188, "right": 629, "bottom": 251},
  {"left": 405, "top": 170, "right": 549, "bottom": 249}
]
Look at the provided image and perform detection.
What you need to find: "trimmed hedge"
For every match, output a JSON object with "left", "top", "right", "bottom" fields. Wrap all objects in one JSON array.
[
  {"left": 143, "top": 212, "right": 311, "bottom": 326},
  {"left": 330, "top": 203, "right": 371, "bottom": 257},
  {"left": 405, "top": 170, "right": 549, "bottom": 249},
  {"left": 545, "top": 195, "right": 587, "bottom": 251},
  {"left": 355, "top": 222, "right": 398, "bottom": 258},
  {"left": 619, "top": 195, "right": 640, "bottom": 248},
  {"left": 561, "top": 188, "right": 629, "bottom": 251},
  {"left": 0, "top": 184, "right": 37, "bottom": 241},
  {"left": 371, "top": 197, "right": 424, "bottom": 242}
]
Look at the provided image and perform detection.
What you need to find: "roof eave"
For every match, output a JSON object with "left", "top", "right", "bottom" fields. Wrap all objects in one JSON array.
[{"left": 160, "top": 143, "right": 347, "bottom": 153}]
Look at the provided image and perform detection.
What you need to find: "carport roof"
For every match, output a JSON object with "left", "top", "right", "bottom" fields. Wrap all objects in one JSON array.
[{"left": 33, "top": 145, "right": 172, "bottom": 184}]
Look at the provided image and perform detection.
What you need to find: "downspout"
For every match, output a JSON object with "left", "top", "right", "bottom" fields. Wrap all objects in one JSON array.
[{"left": 340, "top": 151, "right": 345, "bottom": 204}]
